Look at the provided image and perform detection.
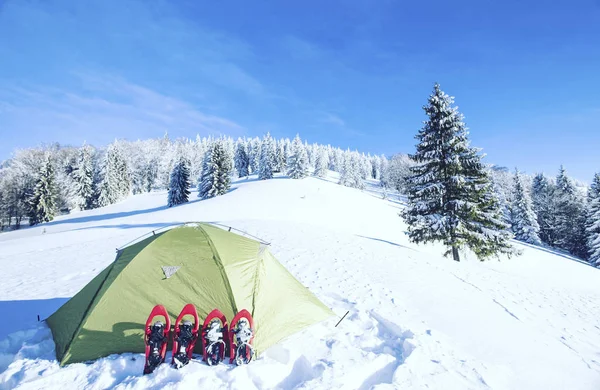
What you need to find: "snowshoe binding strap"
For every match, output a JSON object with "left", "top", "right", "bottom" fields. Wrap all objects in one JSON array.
[{"left": 172, "top": 321, "right": 194, "bottom": 368}]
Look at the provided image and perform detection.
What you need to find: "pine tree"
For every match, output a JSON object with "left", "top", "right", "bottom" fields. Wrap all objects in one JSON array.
[
  {"left": 511, "top": 169, "right": 541, "bottom": 244},
  {"left": 587, "top": 173, "right": 600, "bottom": 266},
  {"left": 248, "top": 138, "right": 261, "bottom": 174},
  {"left": 28, "top": 154, "right": 57, "bottom": 225},
  {"left": 167, "top": 157, "right": 191, "bottom": 207},
  {"left": 287, "top": 135, "right": 309, "bottom": 179},
  {"left": 72, "top": 144, "right": 96, "bottom": 210},
  {"left": 554, "top": 166, "right": 588, "bottom": 257},
  {"left": 234, "top": 138, "right": 250, "bottom": 178},
  {"left": 379, "top": 155, "right": 389, "bottom": 186},
  {"left": 339, "top": 151, "right": 353, "bottom": 187},
  {"left": 158, "top": 133, "right": 174, "bottom": 189},
  {"left": 314, "top": 146, "right": 329, "bottom": 178},
  {"left": 531, "top": 173, "right": 556, "bottom": 245},
  {"left": 98, "top": 142, "right": 130, "bottom": 207},
  {"left": 258, "top": 133, "right": 276, "bottom": 180},
  {"left": 305, "top": 142, "right": 316, "bottom": 170},
  {"left": 402, "top": 84, "right": 514, "bottom": 262},
  {"left": 275, "top": 140, "right": 286, "bottom": 173},
  {"left": 198, "top": 139, "right": 232, "bottom": 199},
  {"left": 371, "top": 155, "right": 381, "bottom": 179},
  {"left": 338, "top": 151, "right": 365, "bottom": 189}
]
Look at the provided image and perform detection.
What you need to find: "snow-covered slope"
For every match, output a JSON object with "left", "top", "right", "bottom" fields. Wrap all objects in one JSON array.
[{"left": 1, "top": 173, "right": 600, "bottom": 390}]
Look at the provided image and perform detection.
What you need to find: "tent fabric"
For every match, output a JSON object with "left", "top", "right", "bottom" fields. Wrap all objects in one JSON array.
[{"left": 46, "top": 223, "right": 334, "bottom": 366}]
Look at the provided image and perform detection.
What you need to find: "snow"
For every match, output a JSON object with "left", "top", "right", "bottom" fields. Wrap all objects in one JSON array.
[{"left": 1, "top": 172, "right": 600, "bottom": 389}]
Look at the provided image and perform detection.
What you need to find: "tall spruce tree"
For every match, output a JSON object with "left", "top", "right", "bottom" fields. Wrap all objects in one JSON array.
[
  {"left": 73, "top": 144, "right": 96, "bottom": 210},
  {"left": 198, "top": 140, "right": 232, "bottom": 199},
  {"left": 275, "top": 140, "right": 286, "bottom": 173},
  {"left": 338, "top": 151, "right": 354, "bottom": 187},
  {"left": 28, "top": 154, "right": 57, "bottom": 225},
  {"left": 531, "top": 173, "right": 556, "bottom": 245},
  {"left": 512, "top": 169, "right": 541, "bottom": 244},
  {"left": 234, "top": 138, "right": 250, "bottom": 178},
  {"left": 287, "top": 135, "right": 309, "bottom": 179},
  {"left": 258, "top": 133, "right": 276, "bottom": 180},
  {"left": 554, "top": 166, "right": 588, "bottom": 257},
  {"left": 402, "top": 84, "right": 514, "bottom": 262},
  {"left": 314, "top": 147, "right": 329, "bottom": 178},
  {"left": 586, "top": 173, "right": 600, "bottom": 266},
  {"left": 248, "top": 138, "right": 261, "bottom": 174},
  {"left": 167, "top": 157, "right": 191, "bottom": 207},
  {"left": 98, "top": 142, "right": 130, "bottom": 207}
]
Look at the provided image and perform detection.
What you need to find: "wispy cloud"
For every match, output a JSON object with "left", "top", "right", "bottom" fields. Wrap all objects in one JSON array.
[
  {"left": 0, "top": 73, "right": 245, "bottom": 149},
  {"left": 319, "top": 112, "right": 346, "bottom": 127},
  {"left": 315, "top": 111, "right": 365, "bottom": 137},
  {"left": 281, "top": 35, "right": 322, "bottom": 60}
]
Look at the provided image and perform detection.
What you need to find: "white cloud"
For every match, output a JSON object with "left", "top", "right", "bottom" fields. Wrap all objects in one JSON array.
[
  {"left": 0, "top": 74, "right": 245, "bottom": 148},
  {"left": 320, "top": 112, "right": 346, "bottom": 127}
]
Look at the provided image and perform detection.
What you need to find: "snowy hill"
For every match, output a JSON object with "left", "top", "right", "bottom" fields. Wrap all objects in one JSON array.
[{"left": 1, "top": 172, "right": 600, "bottom": 390}]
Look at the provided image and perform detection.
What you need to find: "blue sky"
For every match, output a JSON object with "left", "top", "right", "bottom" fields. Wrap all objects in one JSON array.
[{"left": 0, "top": 0, "right": 599, "bottom": 182}]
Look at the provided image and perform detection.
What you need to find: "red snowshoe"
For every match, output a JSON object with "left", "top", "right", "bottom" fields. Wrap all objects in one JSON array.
[
  {"left": 202, "top": 309, "right": 228, "bottom": 365},
  {"left": 229, "top": 309, "right": 255, "bottom": 365},
  {"left": 171, "top": 304, "right": 200, "bottom": 369},
  {"left": 143, "top": 305, "right": 171, "bottom": 375}
]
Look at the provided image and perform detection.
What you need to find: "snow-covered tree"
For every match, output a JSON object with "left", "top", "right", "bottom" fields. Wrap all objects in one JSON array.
[
  {"left": 198, "top": 139, "right": 232, "bottom": 199},
  {"left": 359, "top": 154, "right": 370, "bottom": 180},
  {"left": 511, "top": 169, "right": 541, "bottom": 244},
  {"left": 379, "top": 155, "right": 389, "bottom": 185},
  {"left": 157, "top": 133, "right": 175, "bottom": 189},
  {"left": 28, "top": 154, "right": 57, "bottom": 225},
  {"left": 305, "top": 142, "right": 317, "bottom": 170},
  {"left": 328, "top": 146, "right": 341, "bottom": 172},
  {"left": 554, "top": 166, "right": 588, "bottom": 258},
  {"left": 72, "top": 144, "right": 96, "bottom": 210},
  {"left": 258, "top": 133, "right": 277, "bottom": 180},
  {"left": 338, "top": 151, "right": 353, "bottom": 187},
  {"left": 167, "top": 157, "right": 191, "bottom": 207},
  {"left": 371, "top": 155, "right": 381, "bottom": 179},
  {"left": 586, "top": 173, "right": 600, "bottom": 267},
  {"left": 338, "top": 151, "right": 364, "bottom": 189},
  {"left": 314, "top": 146, "right": 329, "bottom": 178},
  {"left": 248, "top": 137, "right": 261, "bottom": 174},
  {"left": 380, "top": 154, "right": 414, "bottom": 193},
  {"left": 234, "top": 138, "right": 250, "bottom": 178},
  {"left": 275, "top": 140, "right": 286, "bottom": 173},
  {"left": 287, "top": 135, "right": 309, "bottom": 179},
  {"left": 98, "top": 141, "right": 130, "bottom": 207},
  {"left": 531, "top": 173, "right": 556, "bottom": 245},
  {"left": 402, "top": 84, "right": 514, "bottom": 262}
]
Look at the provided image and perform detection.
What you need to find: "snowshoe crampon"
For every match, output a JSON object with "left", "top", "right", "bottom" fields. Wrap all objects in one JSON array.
[
  {"left": 234, "top": 342, "right": 254, "bottom": 366},
  {"left": 229, "top": 309, "right": 255, "bottom": 365},
  {"left": 171, "top": 304, "right": 199, "bottom": 369},
  {"left": 202, "top": 309, "right": 228, "bottom": 366},
  {"left": 143, "top": 305, "right": 171, "bottom": 375}
]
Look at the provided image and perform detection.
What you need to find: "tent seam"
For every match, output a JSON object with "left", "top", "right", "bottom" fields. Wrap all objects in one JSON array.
[
  {"left": 196, "top": 224, "right": 238, "bottom": 317},
  {"left": 58, "top": 232, "right": 164, "bottom": 365},
  {"left": 59, "top": 250, "right": 121, "bottom": 365},
  {"left": 250, "top": 249, "right": 264, "bottom": 318}
]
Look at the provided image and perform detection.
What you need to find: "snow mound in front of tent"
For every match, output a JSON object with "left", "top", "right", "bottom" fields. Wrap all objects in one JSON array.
[{"left": 1, "top": 172, "right": 600, "bottom": 390}]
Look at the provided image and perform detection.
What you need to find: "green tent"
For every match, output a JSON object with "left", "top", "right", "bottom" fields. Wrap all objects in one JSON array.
[{"left": 47, "top": 223, "right": 334, "bottom": 366}]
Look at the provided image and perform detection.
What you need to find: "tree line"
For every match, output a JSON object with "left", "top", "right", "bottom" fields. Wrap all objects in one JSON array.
[{"left": 0, "top": 134, "right": 389, "bottom": 226}]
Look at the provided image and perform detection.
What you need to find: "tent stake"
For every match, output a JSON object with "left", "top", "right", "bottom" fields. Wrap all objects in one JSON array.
[{"left": 335, "top": 311, "right": 349, "bottom": 327}]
